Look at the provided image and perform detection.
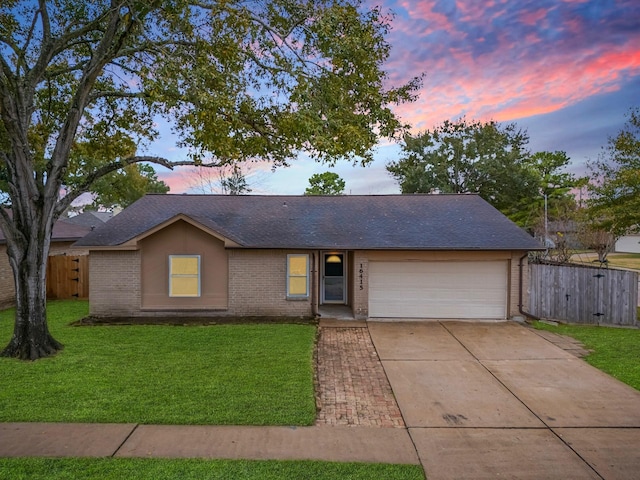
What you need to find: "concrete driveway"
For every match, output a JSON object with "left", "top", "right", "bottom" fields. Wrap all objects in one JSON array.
[{"left": 368, "top": 321, "right": 640, "bottom": 480}]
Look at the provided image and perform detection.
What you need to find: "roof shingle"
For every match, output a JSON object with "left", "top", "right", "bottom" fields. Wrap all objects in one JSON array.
[
  {"left": 1, "top": 217, "right": 92, "bottom": 244},
  {"left": 74, "top": 194, "right": 542, "bottom": 251}
]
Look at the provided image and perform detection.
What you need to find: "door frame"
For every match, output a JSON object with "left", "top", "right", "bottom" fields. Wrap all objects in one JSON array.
[{"left": 321, "top": 251, "right": 347, "bottom": 305}]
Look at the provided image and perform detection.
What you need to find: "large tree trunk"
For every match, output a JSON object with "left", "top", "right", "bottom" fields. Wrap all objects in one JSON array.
[{"left": 1, "top": 233, "right": 63, "bottom": 360}]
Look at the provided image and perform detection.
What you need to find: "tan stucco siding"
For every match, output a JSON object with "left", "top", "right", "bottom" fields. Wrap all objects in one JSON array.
[
  {"left": 228, "top": 249, "right": 313, "bottom": 317},
  {"left": 89, "top": 250, "right": 141, "bottom": 316},
  {"left": 139, "top": 220, "right": 228, "bottom": 310},
  {"left": 350, "top": 250, "right": 528, "bottom": 319}
]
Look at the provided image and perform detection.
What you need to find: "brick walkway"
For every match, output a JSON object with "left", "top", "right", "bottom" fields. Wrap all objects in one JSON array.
[{"left": 314, "top": 325, "right": 405, "bottom": 428}]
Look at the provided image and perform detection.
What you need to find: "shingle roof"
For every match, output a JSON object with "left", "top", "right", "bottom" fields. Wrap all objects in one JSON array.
[
  {"left": 74, "top": 194, "right": 542, "bottom": 251},
  {"left": 64, "top": 211, "right": 113, "bottom": 228},
  {"left": 0, "top": 217, "right": 92, "bottom": 244}
]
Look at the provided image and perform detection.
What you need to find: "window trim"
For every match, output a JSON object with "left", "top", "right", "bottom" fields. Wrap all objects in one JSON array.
[
  {"left": 287, "top": 254, "right": 309, "bottom": 299},
  {"left": 169, "top": 254, "right": 201, "bottom": 297}
]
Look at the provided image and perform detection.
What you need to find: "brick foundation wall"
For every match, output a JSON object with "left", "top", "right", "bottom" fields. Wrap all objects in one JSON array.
[
  {"left": 228, "top": 249, "right": 312, "bottom": 317},
  {"left": 89, "top": 250, "right": 141, "bottom": 316}
]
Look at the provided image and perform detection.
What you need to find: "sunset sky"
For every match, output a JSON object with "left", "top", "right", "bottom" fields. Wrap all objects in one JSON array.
[{"left": 156, "top": 0, "right": 640, "bottom": 195}]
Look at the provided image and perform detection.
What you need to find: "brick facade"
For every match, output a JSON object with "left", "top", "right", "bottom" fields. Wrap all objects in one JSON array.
[
  {"left": 85, "top": 245, "right": 531, "bottom": 320},
  {"left": 89, "top": 250, "right": 141, "bottom": 317},
  {"left": 228, "top": 249, "right": 312, "bottom": 317},
  {"left": 352, "top": 252, "right": 369, "bottom": 320},
  {"left": 87, "top": 248, "right": 314, "bottom": 318},
  {"left": 512, "top": 252, "right": 530, "bottom": 315}
]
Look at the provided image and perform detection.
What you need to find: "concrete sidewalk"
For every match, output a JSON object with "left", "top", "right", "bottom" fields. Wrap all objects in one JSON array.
[
  {"left": 0, "top": 423, "right": 418, "bottom": 465},
  {"left": 369, "top": 321, "right": 640, "bottom": 480}
]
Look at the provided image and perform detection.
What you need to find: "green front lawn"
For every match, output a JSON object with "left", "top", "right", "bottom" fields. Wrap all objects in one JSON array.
[
  {"left": 533, "top": 321, "right": 640, "bottom": 391},
  {"left": 0, "top": 300, "right": 316, "bottom": 425}
]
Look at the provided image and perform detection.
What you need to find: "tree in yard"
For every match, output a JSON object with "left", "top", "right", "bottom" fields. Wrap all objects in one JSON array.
[
  {"left": 88, "top": 163, "right": 170, "bottom": 209},
  {"left": 576, "top": 226, "right": 617, "bottom": 264},
  {"left": 585, "top": 106, "right": 640, "bottom": 240},
  {"left": 386, "top": 118, "right": 582, "bottom": 227},
  {"left": 386, "top": 118, "right": 538, "bottom": 220},
  {"left": 304, "top": 171, "right": 345, "bottom": 195},
  {"left": 63, "top": 127, "right": 169, "bottom": 210},
  {"left": 513, "top": 151, "right": 586, "bottom": 233},
  {"left": 0, "top": 0, "right": 420, "bottom": 359}
]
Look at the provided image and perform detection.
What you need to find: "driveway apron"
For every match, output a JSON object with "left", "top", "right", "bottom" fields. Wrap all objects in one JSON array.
[{"left": 368, "top": 321, "right": 640, "bottom": 480}]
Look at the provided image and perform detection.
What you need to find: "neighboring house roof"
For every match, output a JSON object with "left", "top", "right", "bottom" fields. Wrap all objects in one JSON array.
[
  {"left": 75, "top": 194, "right": 542, "bottom": 251},
  {"left": 64, "top": 211, "right": 113, "bottom": 229},
  {"left": 0, "top": 218, "right": 92, "bottom": 244}
]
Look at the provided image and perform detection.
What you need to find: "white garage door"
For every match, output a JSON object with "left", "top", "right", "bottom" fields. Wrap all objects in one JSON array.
[{"left": 369, "top": 261, "right": 508, "bottom": 319}]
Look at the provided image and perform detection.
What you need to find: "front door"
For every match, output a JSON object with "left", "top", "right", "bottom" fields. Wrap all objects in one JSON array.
[{"left": 322, "top": 253, "right": 345, "bottom": 304}]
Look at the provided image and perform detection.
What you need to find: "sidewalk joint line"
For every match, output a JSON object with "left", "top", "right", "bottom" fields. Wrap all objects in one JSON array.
[
  {"left": 364, "top": 321, "right": 424, "bottom": 475},
  {"left": 112, "top": 423, "right": 139, "bottom": 457}
]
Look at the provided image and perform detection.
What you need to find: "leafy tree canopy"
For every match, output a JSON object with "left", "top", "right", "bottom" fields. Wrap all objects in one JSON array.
[
  {"left": 304, "top": 171, "right": 345, "bottom": 195},
  {"left": 89, "top": 163, "right": 170, "bottom": 209},
  {"left": 513, "top": 150, "right": 586, "bottom": 229},
  {"left": 386, "top": 118, "right": 582, "bottom": 226},
  {"left": 586, "top": 106, "right": 640, "bottom": 238},
  {"left": 0, "top": 0, "right": 419, "bottom": 359}
]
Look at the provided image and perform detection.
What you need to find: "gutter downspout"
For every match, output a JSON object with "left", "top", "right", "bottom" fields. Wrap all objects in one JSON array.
[{"left": 519, "top": 253, "right": 540, "bottom": 321}]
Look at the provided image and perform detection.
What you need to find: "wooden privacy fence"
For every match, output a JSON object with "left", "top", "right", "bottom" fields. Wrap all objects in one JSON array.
[
  {"left": 529, "top": 262, "right": 638, "bottom": 326},
  {"left": 46, "top": 255, "right": 89, "bottom": 300}
]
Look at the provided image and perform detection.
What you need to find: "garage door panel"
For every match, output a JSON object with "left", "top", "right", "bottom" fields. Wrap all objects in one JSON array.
[{"left": 369, "top": 261, "right": 507, "bottom": 319}]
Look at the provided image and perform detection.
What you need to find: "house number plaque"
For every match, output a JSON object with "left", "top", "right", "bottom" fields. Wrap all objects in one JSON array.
[{"left": 359, "top": 263, "right": 364, "bottom": 290}]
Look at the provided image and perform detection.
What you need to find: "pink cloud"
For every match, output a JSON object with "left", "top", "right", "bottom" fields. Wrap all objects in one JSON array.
[
  {"left": 158, "top": 161, "right": 275, "bottom": 194},
  {"left": 379, "top": 0, "right": 640, "bottom": 134},
  {"left": 390, "top": 37, "right": 640, "bottom": 133},
  {"left": 519, "top": 8, "right": 549, "bottom": 26}
]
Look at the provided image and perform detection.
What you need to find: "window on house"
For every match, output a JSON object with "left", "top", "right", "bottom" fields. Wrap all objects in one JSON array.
[
  {"left": 169, "top": 255, "right": 201, "bottom": 297},
  {"left": 287, "top": 254, "right": 309, "bottom": 298}
]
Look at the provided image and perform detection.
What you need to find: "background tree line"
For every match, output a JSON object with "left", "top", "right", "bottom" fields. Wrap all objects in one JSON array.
[{"left": 386, "top": 110, "right": 639, "bottom": 263}]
